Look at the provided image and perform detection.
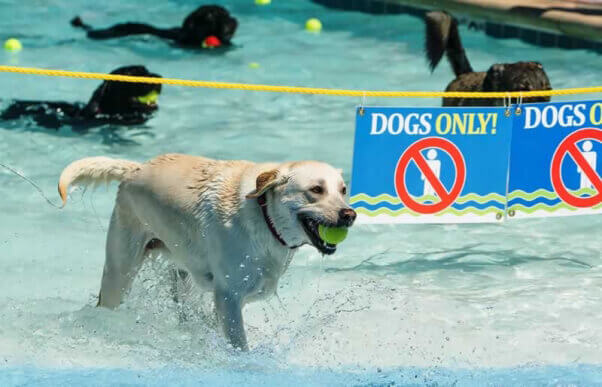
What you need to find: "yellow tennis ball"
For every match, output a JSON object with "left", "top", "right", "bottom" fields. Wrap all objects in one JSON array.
[
  {"left": 4, "top": 38, "right": 22, "bottom": 52},
  {"left": 248, "top": 62, "right": 260, "bottom": 69},
  {"left": 255, "top": 0, "right": 271, "bottom": 5},
  {"left": 305, "top": 18, "right": 322, "bottom": 33},
  {"left": 136, "top": 90, "right": 159, "bottom": 105},
  {"left": 318, "top": 225, "right": 348, "bottom": 245}
]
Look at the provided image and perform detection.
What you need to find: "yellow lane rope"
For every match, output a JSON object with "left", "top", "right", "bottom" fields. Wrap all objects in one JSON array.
[{"left": 1, "top": 65, "right": 601, "bottom": 98}]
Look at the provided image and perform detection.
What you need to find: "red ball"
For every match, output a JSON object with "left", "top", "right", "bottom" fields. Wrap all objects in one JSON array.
[{"left": 203, "top": 36, "right": 222, "bottom": 48}]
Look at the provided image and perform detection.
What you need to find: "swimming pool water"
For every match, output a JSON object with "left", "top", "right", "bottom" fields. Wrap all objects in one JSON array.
[{"left": 1, "top": 0, "right": 601, "bottom": 385}]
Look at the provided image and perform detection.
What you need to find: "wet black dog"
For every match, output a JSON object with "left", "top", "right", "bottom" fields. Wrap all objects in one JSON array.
[
  {"left": 71, "top": 5, "right": 237, "bottom": 48},
  {"left": 1, "top": 66, "right": 161, "bottom": 130},
  {"left": 425, "top": 11, "right": 552, "bottom": 106}
]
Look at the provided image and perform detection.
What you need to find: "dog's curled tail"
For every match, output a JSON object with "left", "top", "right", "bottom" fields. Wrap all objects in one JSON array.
[
  {"left": 424, "top": 11, "right": 473, "bottom": 76},
  {"left": 70, "top": 16, "right": 93, "bottom": 31},
  {"left": 58, "top": 157, "right": 142, "bottom": 206}
]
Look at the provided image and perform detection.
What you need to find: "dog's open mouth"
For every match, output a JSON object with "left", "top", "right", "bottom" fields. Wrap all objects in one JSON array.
[{"left": 299, "top": 216, "right": 337, "bottom": 255}]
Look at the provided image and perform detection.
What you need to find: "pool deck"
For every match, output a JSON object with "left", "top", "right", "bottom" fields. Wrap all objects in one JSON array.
[{"left": 383, "top": 0, "right": 602, "bottom": 43}]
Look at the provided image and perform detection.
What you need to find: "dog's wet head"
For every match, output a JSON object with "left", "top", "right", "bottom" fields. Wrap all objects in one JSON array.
[
  {"left": 483, "top": 62, "right": 552, "bottom": 104},
  {"left": 247, "top": 162, "right": 356, "bottom": 255},
  {"left": 181, "top": 5, "right": 238, "bottom": 46},
  {"left": 83, "top": 65, "right": 162, "bottom": 119}
]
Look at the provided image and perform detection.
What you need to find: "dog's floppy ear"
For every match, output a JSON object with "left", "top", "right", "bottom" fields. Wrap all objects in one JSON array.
[
  {"left": 82, "top": 81, "right": 108, "bottom": 115},
  {"left": 246, "top": 169, "right": 287, "bottom": 199}
]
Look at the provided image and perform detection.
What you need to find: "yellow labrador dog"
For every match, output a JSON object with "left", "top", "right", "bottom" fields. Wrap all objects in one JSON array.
[{"left": 58, "top": 154, "right": 356, "bottom": 350}]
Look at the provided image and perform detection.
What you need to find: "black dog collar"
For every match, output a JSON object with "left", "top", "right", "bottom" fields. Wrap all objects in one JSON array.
[{"left": 257, "top": 193, "right": 299, "bottom": 249}]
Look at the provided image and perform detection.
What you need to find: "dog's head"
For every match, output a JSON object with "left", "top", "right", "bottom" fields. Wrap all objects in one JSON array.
[
  {"left": 181, "top": 5, "right": 238, "bottom": 46},
  {"left": 483, "top": 62, "right": 552, "bottom": 103},
  {"left": 82, "top": 65, "right": 162, "bottom": 122},
  {"left": 246, "top": 162, "right": 356, "bottom": 255}
]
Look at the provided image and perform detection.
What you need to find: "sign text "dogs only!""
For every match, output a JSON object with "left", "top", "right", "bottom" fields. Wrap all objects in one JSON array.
[{"left": 369, "top": 111, "right": 499, "bottom": 136}]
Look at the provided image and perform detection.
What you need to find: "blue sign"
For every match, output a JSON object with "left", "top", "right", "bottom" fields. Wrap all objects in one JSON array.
[
  {"left": 350, "top": 106, "right": 513, "bottom": 223},
  {"left": 508, "top": 100, "right": 602, "bottom": 218}
]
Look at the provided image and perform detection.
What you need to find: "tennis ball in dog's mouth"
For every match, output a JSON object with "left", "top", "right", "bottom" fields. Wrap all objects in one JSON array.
[
  {"left": 136, "top": 90, "right": 159, "bottom": 105},
  {"left": 318, "top": 225, "right": 348, "bottom": 245},
  {"left": 4, "top": 38, "right": 22, "bottom": 52},
  {"left": 305, "top": 18, "right": 322, "bottom": 33},
  {"left": 202, "top": 36, "right": 221, "bottom": 48}
]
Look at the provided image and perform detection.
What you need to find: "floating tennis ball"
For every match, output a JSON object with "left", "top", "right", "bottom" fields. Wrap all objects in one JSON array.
[
  {"left": 248, "top": 62, "right": 260, "bottom": 69},
  {"left": 255, "top": 0, "right": 271, "bottom": 5},
  {"left": 4, "top": 38, "right": 22, "bottom": 52},
  {"left": 136, "top": 90, "right": 159, "bottom": 105},
  {"left": 318, "top": 225, "right": 348, "bottom": 245},
  {"left": 202, "top": 36, "right": 222, "bottom": 48},
  {"left": 305, "top": 18, "right": 322, "bottom": 33}
]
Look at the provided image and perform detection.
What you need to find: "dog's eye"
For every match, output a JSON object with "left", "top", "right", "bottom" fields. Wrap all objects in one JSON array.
[
  {"left": 310, "top": 186, "right": 324, "bottom": 194},
  {"left": 341, "top": 186, "right": 347, "bottom": 195}
]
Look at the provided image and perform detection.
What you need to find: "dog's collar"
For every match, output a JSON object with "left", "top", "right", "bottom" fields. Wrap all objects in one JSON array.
[{"left": 257, "top": 193, "right": 299, "bottom": 249}]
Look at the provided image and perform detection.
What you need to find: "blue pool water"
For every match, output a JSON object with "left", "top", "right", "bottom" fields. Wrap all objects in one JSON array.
[{"left": 1, "top": 0, "right": 601, "bottom": 385}]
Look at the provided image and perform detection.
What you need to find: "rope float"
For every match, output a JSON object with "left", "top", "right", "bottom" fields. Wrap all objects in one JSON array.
[{"left": 1, "top": 65, "right": 601, "bottom": 99}]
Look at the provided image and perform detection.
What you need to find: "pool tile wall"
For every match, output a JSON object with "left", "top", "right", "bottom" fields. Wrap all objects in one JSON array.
[{"left": 312, "top": 0, "right": 602, "bottom": 53}]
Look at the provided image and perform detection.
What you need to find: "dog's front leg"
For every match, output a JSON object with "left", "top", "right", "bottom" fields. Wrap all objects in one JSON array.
[{"left": 214, "top": 288, "right": 248, "bottom": 351}]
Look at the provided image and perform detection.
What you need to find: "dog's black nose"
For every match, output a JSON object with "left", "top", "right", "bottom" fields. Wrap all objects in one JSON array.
[{"left": 339, "top": 208, "right": 357, "bottom": 226}]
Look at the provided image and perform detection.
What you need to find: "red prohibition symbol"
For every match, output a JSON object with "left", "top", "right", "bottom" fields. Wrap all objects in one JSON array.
[
  {"left": 394, "top": 137, "right": 466, "bottom": 214},
  {"left": 550, "top": 128, "right": 602, "bottom": 208}
]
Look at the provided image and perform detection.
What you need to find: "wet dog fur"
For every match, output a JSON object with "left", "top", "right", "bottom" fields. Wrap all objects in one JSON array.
[
  {"left": 57, "top": 154, "right": 356, "bottom": 350},
  {"left": 424, "top": 11, "right": 552, "bottom": 106}
]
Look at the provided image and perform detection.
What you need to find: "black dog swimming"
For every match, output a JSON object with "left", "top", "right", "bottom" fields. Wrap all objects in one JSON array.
[
  {"left": 71, "top": 5, "right": 237, "bottom": 48},
  {"left": 0, "top": 66, "right": 162, "bottom": 130},
  {"left": 425, "top": 11, "right": 552, "bottom": 107}
]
